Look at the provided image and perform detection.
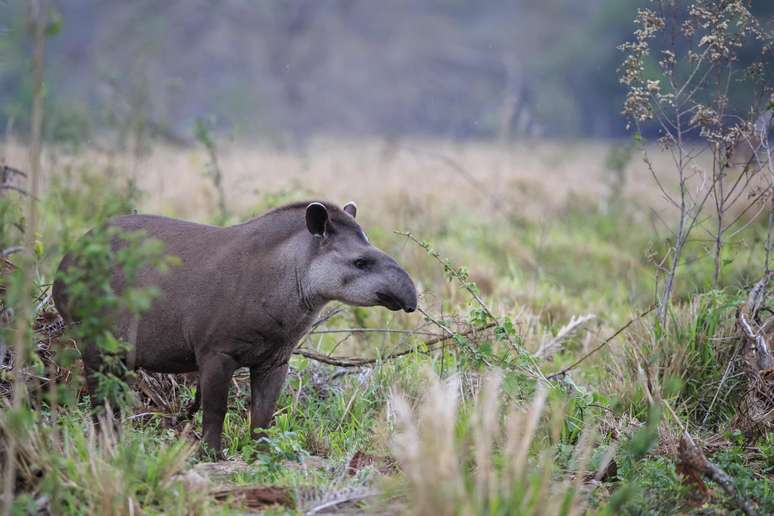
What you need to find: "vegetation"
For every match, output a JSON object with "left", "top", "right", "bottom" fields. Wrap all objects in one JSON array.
[{"left": 1, "top": 0, "right": 774, "bottom": 515}]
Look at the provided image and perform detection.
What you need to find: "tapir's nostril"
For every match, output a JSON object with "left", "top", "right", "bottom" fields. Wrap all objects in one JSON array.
[
  {"left": 381, "top": 261, "right": 417, "bottom": 314},
  {"left": 401, "top": 287, "right": 418, "bottom": 313}
]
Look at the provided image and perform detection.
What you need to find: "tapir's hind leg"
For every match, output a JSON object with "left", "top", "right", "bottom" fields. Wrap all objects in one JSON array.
[
  {"left": 81, "top": 341, "right": 128, "bottom": 428},
  {"left": 80, "top": 343, "right": 107, "bottom": 423}
]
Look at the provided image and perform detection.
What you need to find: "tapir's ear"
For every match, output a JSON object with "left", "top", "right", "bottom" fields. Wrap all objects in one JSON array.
[
  {"left": 343, "top": 201, "right": 357, "bottom": 219},
  {"left": 305, "top": 202, "right": 329, "bottom": 237}
]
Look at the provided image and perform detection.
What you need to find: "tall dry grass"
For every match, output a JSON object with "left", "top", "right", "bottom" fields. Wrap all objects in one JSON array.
[
  {"left": 2, "top": 408, "right": 208, "bottom": 514},
  {"left": 389, "top": 369, "right": 604, "bottom": 516},
  {"left": 4, "top": 139, "right": 676, "bottom": 224}
]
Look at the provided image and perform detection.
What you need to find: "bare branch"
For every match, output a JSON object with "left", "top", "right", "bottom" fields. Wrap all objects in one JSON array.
[
  {"left": 294, "top": 322, "right": 496, "bottom": 368},
  {"left": 547, "top": 306, "right": 655, "bottom": 380}
]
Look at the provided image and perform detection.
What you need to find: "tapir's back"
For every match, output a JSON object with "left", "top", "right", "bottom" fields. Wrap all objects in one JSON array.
[
  {"left": 53, "top": 214, "right": 241, "bottom": 373},
  {"left": 54, "top": 214, "right": 226, "bottom": 317}
]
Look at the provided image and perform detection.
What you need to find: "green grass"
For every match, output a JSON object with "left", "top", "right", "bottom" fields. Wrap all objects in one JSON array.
[{"left": 4, "top": 152, "right": 774, "bottom": 514}]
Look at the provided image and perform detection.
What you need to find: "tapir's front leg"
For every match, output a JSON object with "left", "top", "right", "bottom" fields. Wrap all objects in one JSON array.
[
  {"left": 200, "top": 353, "right": 238, "bottom": 457},
  {"left": 250, "top": 362, "right": 289, "bottom": 437}
]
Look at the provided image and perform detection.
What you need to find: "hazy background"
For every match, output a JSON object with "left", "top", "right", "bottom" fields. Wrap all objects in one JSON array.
[{"left": 6, "top": 0, "right": 771, "bottom": 148}]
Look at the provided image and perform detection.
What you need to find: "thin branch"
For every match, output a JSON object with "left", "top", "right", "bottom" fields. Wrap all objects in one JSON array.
[
  {"left": 310, "top": 305, "right": 344, "bottom": 331},
  {"left": 547, "top": 306, "right": 655, "bottom": 380},
  {"left": 0, "top": 184, "right": 35, "bottom": 198},
  {"left": 0, "top": 246, "right": 24, "bottom": 257},
  {"left": 702, "top": 342, "right": 741, "bottom": 425},
  {"left": 396, "top": 231, "right": 500, "bottom": 327},
  {"left": 309, "top": 328, "right": 443, "bottom": 338},
  {"left": 0, "top": 165, "right": 27, "bottom": 179},
  {"left": 293, "top": 322, "right": 497, "bottom": 368},
  {"left": 641, "top": 149, "right": 680, "bottom": 209}
]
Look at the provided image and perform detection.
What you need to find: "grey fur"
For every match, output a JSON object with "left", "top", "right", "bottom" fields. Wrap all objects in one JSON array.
[{"left": 52, "top": 201, "right": 417, "bottom": 454}]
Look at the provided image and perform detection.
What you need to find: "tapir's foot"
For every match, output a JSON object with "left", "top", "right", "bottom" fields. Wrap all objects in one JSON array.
[
  {"left": 251, "top": 427, "right": 269, "bottom": 442},
  {"left": 199, "top": 441, "right": 225, "bottom": 462}
]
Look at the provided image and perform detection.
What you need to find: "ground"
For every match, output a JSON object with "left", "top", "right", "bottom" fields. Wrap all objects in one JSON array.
[{"left": 3, "top": 139, "right": 774, "bottom": 514}]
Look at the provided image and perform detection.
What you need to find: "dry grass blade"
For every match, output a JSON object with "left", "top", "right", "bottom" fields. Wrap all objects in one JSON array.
[
  {"left": 2, "top": 406, "right": 203, "bottom": 514},
  {"left": 302, "top": 486, "right": 376, "bottom": 514},
  {"left": 390, "top": 369, "right": 587, "bottom": 515},
  {"left": 536, "top": 313, "right": 596, "bottom": 359},
  {"left": 391, "top": 371, "right": 462, "bottom": 516},
  {"left": 472, "top": 372, "right": 502, "bottom": 501},
  {"left": 548, "top": 306, "right": 655, "bottom": 380},
  {"left": 510, "top": 384, "right": 548, "bottom": 482}
]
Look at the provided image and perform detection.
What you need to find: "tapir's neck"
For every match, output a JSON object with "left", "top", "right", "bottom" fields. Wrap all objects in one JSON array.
[
  {"left": 293, "top": 262, "right": 320, "bottom": 313},
  {"left": 234, "top": 223, "right": 327, "bottom": 340}
]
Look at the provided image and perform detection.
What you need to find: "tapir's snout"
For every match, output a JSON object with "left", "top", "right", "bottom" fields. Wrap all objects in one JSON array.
[
  {"left": 401, "top": 279, "right": 418, "bottom": 313},
  {"left": 376, "top": 262, "right": 417, "bottom": 313}
]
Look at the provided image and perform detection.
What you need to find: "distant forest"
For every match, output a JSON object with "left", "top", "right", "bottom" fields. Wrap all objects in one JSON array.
[{"left": 1, "top": 0, "right": 773, "bottom": 144}]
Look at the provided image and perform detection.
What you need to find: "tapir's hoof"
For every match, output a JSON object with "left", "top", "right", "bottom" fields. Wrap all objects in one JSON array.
[{"left": 199, "top": 443, "right": 225, "bottom": 462}]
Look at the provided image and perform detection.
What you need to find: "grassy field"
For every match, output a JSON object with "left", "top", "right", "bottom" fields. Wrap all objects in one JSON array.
[{"left": 3, "top": 138, "right": 774, "bottom": 514}]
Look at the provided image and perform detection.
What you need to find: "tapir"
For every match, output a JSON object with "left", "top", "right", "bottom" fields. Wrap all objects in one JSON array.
[{"left": 52, "top": 201, "right": 418, "bottom": 454}]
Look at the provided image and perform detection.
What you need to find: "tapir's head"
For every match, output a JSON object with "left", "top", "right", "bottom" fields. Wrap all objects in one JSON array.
[{"left": 303, "top": 201, "right": 417, "bottom": 313}]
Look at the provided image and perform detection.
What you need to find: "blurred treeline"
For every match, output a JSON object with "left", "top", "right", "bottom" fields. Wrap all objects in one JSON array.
[{"left": 1, "top": 0, "right": 773, "bottom": 145}]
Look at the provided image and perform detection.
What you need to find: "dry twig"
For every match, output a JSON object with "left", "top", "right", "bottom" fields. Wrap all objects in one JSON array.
[
  {"left": 734, "top": 272, "right": 774, "bottom": 434},
  {"left": 677, "top": 431, "right": 759, "bottom": 516}
]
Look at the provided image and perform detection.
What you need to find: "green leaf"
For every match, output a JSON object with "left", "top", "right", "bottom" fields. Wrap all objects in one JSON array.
[
  {"left": 34, "top": 239, "right": 44, "bottom": 258},
  {"left": 45, "top": 9, "right": 64, "bottom": 37}
]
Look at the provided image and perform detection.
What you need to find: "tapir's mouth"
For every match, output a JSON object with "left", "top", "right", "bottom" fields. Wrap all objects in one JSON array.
[{"left": 376, "top": 292, "right": 405, "bottom": 311}]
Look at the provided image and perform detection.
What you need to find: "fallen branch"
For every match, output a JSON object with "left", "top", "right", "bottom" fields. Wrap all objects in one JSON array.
[
  {"left": 662, "top": 399, "right": 760, "bottom": 516},
  {"left": 293, "top": 322, "right": 496, "bottom": 368},
  {"left": 734, "top": 272, "right": 774, "bottom": 434},
  {"left": 737, "top": 272, "right": 774, "bottom": 372},
  {"left": 211, "top": 485, "right": 294, "bottom": 511},
  {"left": 547, "top": 306, "right": 655, "bottom": 380},
  {"left": 678, "top": 432, "right": 758, "bottom": 516}
]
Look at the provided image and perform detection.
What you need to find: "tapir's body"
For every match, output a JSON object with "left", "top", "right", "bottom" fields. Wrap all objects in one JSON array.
[
  {"left": 53, "top": 201, "right": 417, "bottom": 454},
  {"left": 78, "top": 210, "right": 326, "bottom": 374}
]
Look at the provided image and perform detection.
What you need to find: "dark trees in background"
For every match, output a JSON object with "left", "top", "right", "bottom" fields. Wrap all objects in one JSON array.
[{"left": 0, "top": 0, "right": 772, "bottom": 143}]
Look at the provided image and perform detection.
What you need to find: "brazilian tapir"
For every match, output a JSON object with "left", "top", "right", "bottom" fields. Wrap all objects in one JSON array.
[{"left": 52, "top": 201, "right": 417, "bottom": 454}]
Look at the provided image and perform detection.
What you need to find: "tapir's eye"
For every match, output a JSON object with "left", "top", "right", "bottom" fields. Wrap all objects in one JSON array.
[{"left": 353, "top": 258, "right": 370, "bottom": 270}]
